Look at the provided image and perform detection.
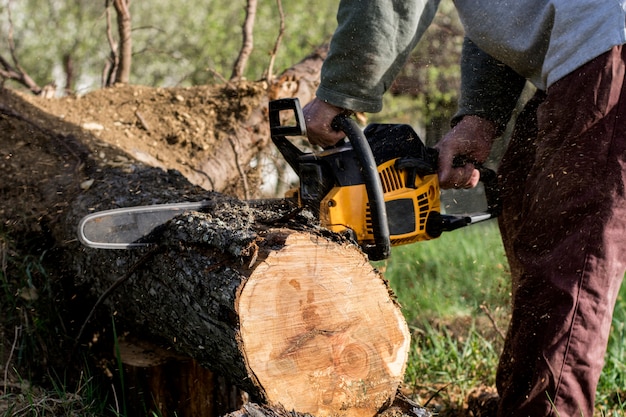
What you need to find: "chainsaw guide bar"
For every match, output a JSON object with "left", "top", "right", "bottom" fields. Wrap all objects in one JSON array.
[{"left": 78, "top": 201, "right": 214, "bottom": 249}]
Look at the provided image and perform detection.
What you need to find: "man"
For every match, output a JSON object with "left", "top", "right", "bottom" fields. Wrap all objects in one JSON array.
[{"left": 302, "top": 1, "right": 626, "bottom": 416}]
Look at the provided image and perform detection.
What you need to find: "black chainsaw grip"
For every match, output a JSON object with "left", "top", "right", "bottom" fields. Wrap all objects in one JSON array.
[
  {"left": 444, "top": 151, "right": 502, "bottom": 217},
  {"left": 425, "top": 156, "right": 502, "bottom": 239},
  {"left": 332, "top": 115, "right": 391, "bottom": 261},
  {"left": 268, "top": 98, "right": 307, "bottom": 174},
  {"left": 269, "top": 98, "right": 307, "bottom": 137}
]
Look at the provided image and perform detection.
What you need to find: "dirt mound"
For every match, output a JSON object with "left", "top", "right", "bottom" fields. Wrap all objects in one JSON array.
[{"left": 3, "top": 81, "right": 267, "bottom": 197}]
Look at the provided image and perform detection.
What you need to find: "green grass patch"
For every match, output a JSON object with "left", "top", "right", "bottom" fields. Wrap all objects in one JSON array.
[
  {"left": 596, "top": 291, "right": 626, "bottom": 414},
  {"left": 376, "top": 220, "right": 510, "bottom": 322}
]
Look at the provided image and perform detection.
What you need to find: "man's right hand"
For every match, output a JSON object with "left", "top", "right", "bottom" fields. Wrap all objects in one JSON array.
[{"left": 302, "top": 98, "right": 351, "bottom": 148}]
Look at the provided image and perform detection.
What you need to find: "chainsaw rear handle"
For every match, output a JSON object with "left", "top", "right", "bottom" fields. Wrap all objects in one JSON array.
[
  {"left": 476, "top": 165, "right": 502, "bottom": 218},
  {"left": 425, "top": 160, "right": 502, "bottom": 238},
  {"left": 449, "top": 154, "right": 500, "bottom": 218},
  {"left": 331, "top": 114, "right": 391, "bottom": 261}
]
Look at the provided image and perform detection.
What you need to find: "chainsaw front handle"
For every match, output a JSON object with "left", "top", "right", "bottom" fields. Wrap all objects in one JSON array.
[
  {"left": 269, "top": 98, "right": 391, "bottom": 260},
  {"left": 268, "top": 98, "right": 307, "bottom": 175},
  {"left": 332, "top": 114, "right": 391, "bottom": 261}
]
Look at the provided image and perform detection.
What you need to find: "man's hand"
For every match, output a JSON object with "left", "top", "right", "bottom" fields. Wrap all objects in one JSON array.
[
  {"left": 435, "top": 115, "right": 498, "bottom": 189},
  {"left": 302, "top": 98, "right": 350, "bottom": 148}
]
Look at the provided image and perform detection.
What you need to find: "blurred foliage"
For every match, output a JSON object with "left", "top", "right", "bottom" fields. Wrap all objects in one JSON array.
[
  {"left": 0, "top": 0, "right": 338, "bottom": 92},
  {"left": 383, "top": 1, "right": 463, "bottom": 143},
  {"left": 0, "top": 1, "right": 462, "bottom": 118},
  {"left": 0, "top": 0, "right": 463, "bottom": 143},
  {"left": 391, "top": 1, "right": 463, "bottom": 116}
]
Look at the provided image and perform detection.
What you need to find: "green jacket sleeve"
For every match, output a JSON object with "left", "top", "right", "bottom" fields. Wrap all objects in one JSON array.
[
  {"left": 316, "top": 0, "right": 441, "bottom": 113},
  {"left": 453, "top": 37, "right": 526, "bottom": 133}
]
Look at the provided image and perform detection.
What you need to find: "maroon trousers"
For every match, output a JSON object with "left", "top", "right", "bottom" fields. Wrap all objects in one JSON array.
[{"left": 496, "top": 45, "right": 626, "bottom": 417}]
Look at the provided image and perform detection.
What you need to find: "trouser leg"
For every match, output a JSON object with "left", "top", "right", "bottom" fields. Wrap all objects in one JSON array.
[{"left": 496, "top": 45, "right": 626, "bottom": 417}]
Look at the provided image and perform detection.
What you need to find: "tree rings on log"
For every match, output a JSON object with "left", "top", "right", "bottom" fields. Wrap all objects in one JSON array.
[{"left": 238, "top": 231, "right": 410, "bottom": 417}]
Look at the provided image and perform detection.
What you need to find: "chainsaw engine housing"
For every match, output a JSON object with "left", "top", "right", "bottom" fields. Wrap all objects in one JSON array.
[
  {"left": 295, "top": 123, "right": 442, "bottom": 247},
  {"left": 321, "top": 158, "right": 440, "bottom": 246}
]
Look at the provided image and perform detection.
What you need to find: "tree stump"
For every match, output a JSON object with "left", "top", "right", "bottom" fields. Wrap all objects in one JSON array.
[
  {"left": 117, "top": 337, "right": 247, "bottom": 417},
  {"left": 237, "top": 230, "right": 409, "bottom": 417}
]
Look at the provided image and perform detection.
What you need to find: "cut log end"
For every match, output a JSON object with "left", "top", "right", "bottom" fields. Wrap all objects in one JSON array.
[{"left": 238, "top": 231, "right": 410, "bottom": 417}]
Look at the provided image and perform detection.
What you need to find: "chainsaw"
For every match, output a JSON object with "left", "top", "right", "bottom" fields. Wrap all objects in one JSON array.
[{"left": 77, "top": 98, "right": 500, "bottom": 261}]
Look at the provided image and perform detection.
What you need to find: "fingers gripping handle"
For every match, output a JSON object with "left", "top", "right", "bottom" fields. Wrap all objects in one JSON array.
[{"left": 445, "top": 152, "right": 502, "bottom": 218}]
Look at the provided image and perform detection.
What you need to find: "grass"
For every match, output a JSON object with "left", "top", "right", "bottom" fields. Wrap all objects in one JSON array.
[
  {"left": 0, "top": 368, "right": 107, "bottom": 417},
  {"left": 0, "top": 231, "right": 108, "bottom": 416},
  {"left": 376, "top": 220, "right": 510, "bottom": 321},
  {"left": 377, "top": 220, "right": 626, "bottom": 415},
  {"left": 374, "top": 220, "right": 509, "bottom": 412}
]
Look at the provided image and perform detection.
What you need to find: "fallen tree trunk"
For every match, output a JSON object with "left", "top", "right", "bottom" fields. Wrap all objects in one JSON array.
[
  {"left": 12, "top": 45, "right": 330, "bottom": 200},
  {"left": 64, "top": 185, "right": 411, "bottom": 417}
]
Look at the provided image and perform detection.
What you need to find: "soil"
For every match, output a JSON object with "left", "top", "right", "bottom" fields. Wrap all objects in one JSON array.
[
  {"left": 2, "top": 81, "right": 267, "bottom": 196},
  {"left": 0, "top": 83, "right": 497, "bottom": 417}
]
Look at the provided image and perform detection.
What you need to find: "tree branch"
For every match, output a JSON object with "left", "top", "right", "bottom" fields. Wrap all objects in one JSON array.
[
  {"left": 112, "top": 0, "right": 132, "bottom": 84},
  {"left": 103, "top": 0, "right": 119, "bottom": 87},
  {"left": 265, "top": 0, "right": 285, "bottom": 83},
  {"left": 230, "top": 0, "right": 257, "bottom": 81},
  {"left": 0, "top": 0, "right": 43, "bottom": 94}
]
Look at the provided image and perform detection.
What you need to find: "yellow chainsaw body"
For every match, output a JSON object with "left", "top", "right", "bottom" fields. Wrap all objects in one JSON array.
[{"left": 317, "top": 158, "right": 441, "bottom": 247}]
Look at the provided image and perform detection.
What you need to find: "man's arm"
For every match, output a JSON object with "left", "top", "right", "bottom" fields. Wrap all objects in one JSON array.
[
  {"left": 305, "top": 0, "right": 440, "bottom": 146},
  {"left": 453, "top": 37, "right": 526, "bottom": 134},
  {"left": 316, "top": 0, "right": 441, "bottom": 113}
]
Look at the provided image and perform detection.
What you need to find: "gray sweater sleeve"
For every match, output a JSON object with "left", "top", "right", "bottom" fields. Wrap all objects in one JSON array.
[
  {"left": 316, "top": 0, "right": 441, "bottom": 113},
  {"left": 453, "top": 37, "right": 526, "bottom": 133}
]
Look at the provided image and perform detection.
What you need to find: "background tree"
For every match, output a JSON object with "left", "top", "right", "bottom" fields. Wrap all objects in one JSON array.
[
  {"left": 0, "top": 0, "right": 105, "bottom": 93},
  {"left": 230, "top": 0, "right": 257, "bottom": 81},
  {"left": 106, "top": 0, "right": 133, "bottom": 85},
  {"left": 385, "top": 1, "right": 464, "bottom": 146},
  {"left": 0, "top": 0, "right": 339, "bottom": 92}
]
